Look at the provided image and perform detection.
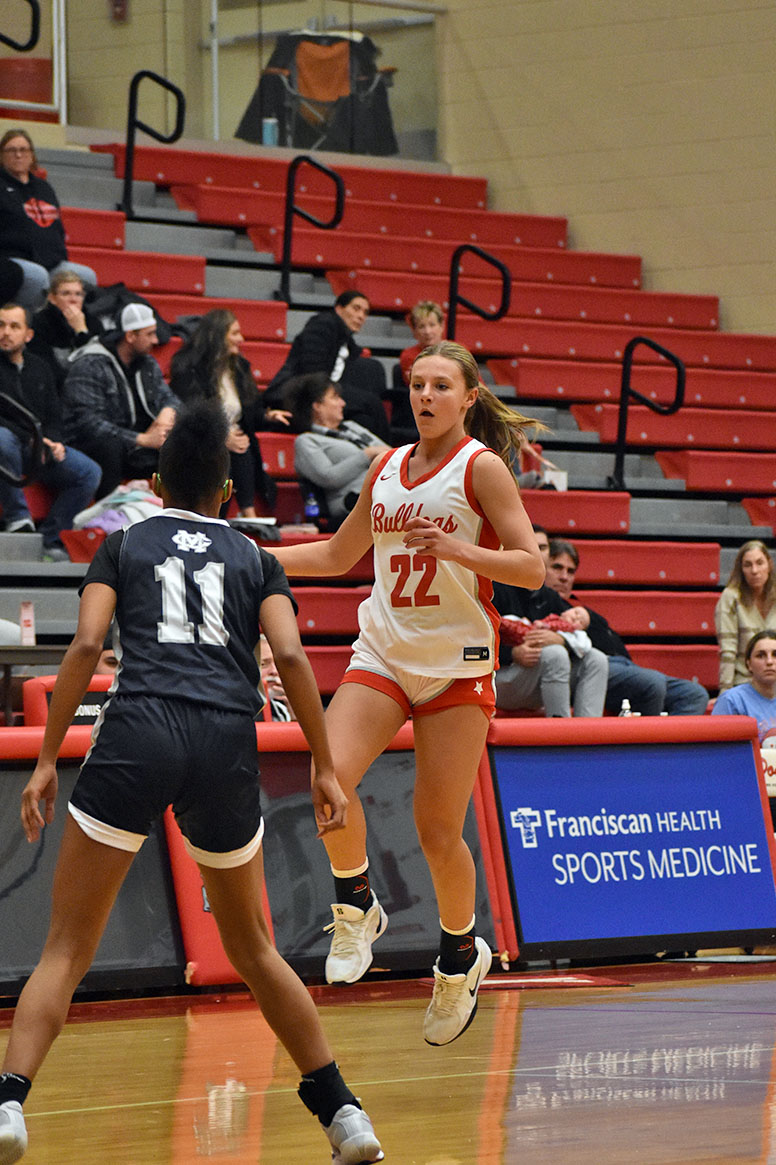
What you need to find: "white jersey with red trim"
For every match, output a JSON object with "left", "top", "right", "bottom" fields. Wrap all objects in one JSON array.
[{"left": 355, "top": 435, "right": 500, "bottom": 677}]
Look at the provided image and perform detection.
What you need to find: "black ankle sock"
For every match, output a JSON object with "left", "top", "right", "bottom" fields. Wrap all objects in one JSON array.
[
  {"left": 333, "top": 871, "right": 372, "bottom": 910},
  {"left": 298, "top": 1060, "right": 359, "bottom": 1127},
  {"left": 438, "top": 925, "right": 477, "bottom": 975},
  {"left": 0, "top": 1073, "right": 31, "bottom": 1106}
]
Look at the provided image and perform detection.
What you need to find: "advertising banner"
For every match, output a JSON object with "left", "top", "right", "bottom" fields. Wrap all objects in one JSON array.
[{"left": 490, "top": 737, "right": 776, "bottom": 956}]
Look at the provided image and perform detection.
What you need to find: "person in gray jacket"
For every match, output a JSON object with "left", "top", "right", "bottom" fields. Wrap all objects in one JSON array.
[
  {"left": 62, "top": 302, "right": 180, "bottom": 496},
  {"left": 284, "top": 372, "right": 388, "bottom": 526}
]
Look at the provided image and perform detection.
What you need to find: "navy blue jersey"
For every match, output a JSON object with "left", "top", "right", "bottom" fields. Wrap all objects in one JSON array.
[{"left": 80, "top": 509, "right": 295, "bottom": 716}]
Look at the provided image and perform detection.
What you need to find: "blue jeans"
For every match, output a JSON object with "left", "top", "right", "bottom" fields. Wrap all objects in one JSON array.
[
  {"left": 0, "top": 426, "right": 101, "bottom": 546},
  {"left": 604, "top": 654, "right": 709, "bottom": 716}
]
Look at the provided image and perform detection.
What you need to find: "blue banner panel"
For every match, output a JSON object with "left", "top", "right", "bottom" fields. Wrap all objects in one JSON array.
[{"left": 490, "top": 741, "right": 776, "bottom": 948}]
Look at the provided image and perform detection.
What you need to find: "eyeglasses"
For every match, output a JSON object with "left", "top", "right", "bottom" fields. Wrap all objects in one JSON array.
[{"left": 3, "top": 146, "right": 32, "bottom": 156}]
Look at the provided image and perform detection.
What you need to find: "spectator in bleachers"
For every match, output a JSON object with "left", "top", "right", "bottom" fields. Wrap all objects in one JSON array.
[
  {"left": 0, "top": 129, "right": 97, "bottom": 310},
  {"left": 285, "top": 371, "right": 389, "bottom": 526},
  {"left": 0, "top": 302, "right": 100, "bottom": 560},
  {"left": 712, "top": 630, "right": 776, "bottom": 744},
  {"left": 492, "top": 526, "right": 608, "bottom": 717},
  {"left": 546, "top": 537, "right": 709, "bottom": 715},
  {"left": 169, "top": 309, "right": 290, "bottom": 517},
  {"left": 28, "top": 271, "right": 103, "bottom": 390},
  {"left": 715, "top": 540, "right": 776, "bottom": 693},
  {"left": 263, "top": 289, "right": 390, "bottom": 442},
  {"left": 389, "top": 300, "right": 445, "bottom": 441},
  {"left": 258, "top": 633, "right": 297, "bottom": 722},
  {"left": 396, "top": 300, "right": 445, "bottom": 387},
  {"left": 62, "top": 302, "right": 180, "bottom": 497}
]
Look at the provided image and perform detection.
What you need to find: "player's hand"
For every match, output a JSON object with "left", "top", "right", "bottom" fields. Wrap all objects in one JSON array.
[
  {"left": 21, "top": 762, "right": 58, "bottom": 843},
  {"left": 401, "top": 516, "right": 456, "bottom": 560},
  {"left": 311, "top": 767, "right": 348, "bottom": 837}
]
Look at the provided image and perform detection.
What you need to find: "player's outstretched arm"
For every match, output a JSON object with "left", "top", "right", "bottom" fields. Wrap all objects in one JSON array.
[
  {"left": 22, "top": 582, "right": 116, "bottom": 842},
  {"left": 259, "top": 594, "right": 348, "bottom": 836}
]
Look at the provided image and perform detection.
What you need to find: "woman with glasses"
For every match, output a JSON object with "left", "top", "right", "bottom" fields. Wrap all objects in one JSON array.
[{"left": 0, "top": 129, "right": 97, "bottom": 310}]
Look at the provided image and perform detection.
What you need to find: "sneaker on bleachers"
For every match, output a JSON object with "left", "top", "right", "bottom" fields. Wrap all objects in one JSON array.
[
  {"left": 0, "top": 1100, "right": 28, "bottom": 1164},
  {"left": 324, "top": 1103, "right": 384, "bottom": 1164},
  {"left": 324, "top": 895, "right": 388, "bottom": 984},
  {"left": 42, "top": 544, "right": 70, "bottom": 562},
  {"left": 423, "top": 936, "right": 492, "bottom": 1046},
  {"left": 5, "top": 519, "right": 35, "bottom": 534}
]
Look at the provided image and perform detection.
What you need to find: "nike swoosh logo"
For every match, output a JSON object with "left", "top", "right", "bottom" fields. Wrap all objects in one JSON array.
[
  {"left": 379, "top": 473, "right": 395, "bottom": 480},
  {"left": 468, "top": 967, "right": 483, "bottom": 997}
]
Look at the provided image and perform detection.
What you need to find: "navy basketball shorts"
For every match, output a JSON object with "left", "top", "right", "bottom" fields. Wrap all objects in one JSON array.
[{"left": 69, "top": 694, "right": 264, "bottom": 868}]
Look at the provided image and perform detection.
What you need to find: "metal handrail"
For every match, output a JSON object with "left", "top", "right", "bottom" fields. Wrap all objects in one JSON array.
[
  {"left": 607, "top": 334, "right": 686, "bottom": 490},
  {"left": 0, "top": 393, "right": 44, "bottom": 486},
  {"left": 276, "top": 155, "right": 345, "bottom": 303},
  {"left": 446, "top": 244, "right": 511, "bottom": 341},
  {"left": 0, "top": 0, "right": 39, "bottom": 51},
  {"left": 119, "top": 70, "right": 186, "bottom": 219}
]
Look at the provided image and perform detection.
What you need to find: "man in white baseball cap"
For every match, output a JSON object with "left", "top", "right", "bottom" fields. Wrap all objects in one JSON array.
[{"left": 62, "top": 299, "right": 180, "bottom": 495}]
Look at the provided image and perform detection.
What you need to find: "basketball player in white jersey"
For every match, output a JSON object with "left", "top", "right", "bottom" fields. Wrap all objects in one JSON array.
[{"left": 273, "top": 341, "right": 545, "bottom": 1046}]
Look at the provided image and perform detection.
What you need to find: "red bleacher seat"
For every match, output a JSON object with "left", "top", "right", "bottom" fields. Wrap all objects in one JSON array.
[
  {"left": 145, "top": 294, "right": 288, "bottom": 340},
  {"left": 741, "top": 497, "right": 776, "bottom": 532},
  {"left": 656, "top": 450, "right": 776, "bottom": 493},
  {"left": 571, "top": 403, "right": 776, "bottom": 450},
  {"left": 326, "top": 269, "right": 718, "bottom": 330},
  {"left": 573, "top": 590, "right": 717, "bottom": 637},
  {"left": 260, "top": 431, "right": 296, "bottom": 477},
  {"left": 626, "top": 644, "right": 719, "bottom": 689},
  {"left": 68, "top": 247, "right": 205, "bottom": 294},
  {"left": 92, "top": 143, "right": 489, "bottom": 209},
  {"left": 294, "top": 586, "right": 371, "bottom": 635},
  {"left": 171, "top": 182, "right": 567, "bottom": 250},
  {"left": 458, "top": 317, "right": 776, "bottom": 370},
  {"left": 488, "top": 358, "right": 776, "bottom": 410},
  {"left": 258, "top": 226, "right": 643, "bottom": 289},
  {"left": 305, "top": 644, "right": 352, "bottom": 694},
  {"left": 567, "top": 540, "right": 720, "bottom": 586},
  {"left": 521, "top": 490, "right": 630, "bottom": 534},
  {"left": 61, "top": 206, "right": 125, "bottom": 250}
]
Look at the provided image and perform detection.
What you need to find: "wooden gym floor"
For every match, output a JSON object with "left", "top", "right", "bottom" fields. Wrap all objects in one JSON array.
[{"left": 2, "top": 959, "right": 776, "bottom": 1163}]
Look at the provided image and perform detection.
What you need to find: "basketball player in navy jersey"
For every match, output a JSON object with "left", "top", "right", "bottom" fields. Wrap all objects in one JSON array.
[
  {"left": 0, "top": 402, "right": 383, "bottom": 1165},
  {"left": 273, "top": 341, "right": 545, "bottom": 1046}
]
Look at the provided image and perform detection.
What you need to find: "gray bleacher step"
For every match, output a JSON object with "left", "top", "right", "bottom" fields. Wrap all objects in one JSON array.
[
  {"left": 630, "top": 498, "right": 760, "bottom": 526},
  {"left": 0, "top": 588, "right": 79, "bottom": 631},
  {"left": 125, "top": 220, "right": 244, "bottom": 256},
  {"left": 0, "top": 531, "right": 45, "bottom": 562},
  {"left": 203, "top": 247, "right": 275, "bottom": 265},
  {"left": 629, "top": 522, "right": 770, "bottom": 542},
  {"left": 0, "top": 561, "right": 87, "bottom": 582},
  {"left": 37, "top": 147, "right": 116, "bottom": 172},
  {"left": 206, "top": 267, "right": 318, "bottom": 300},
  {"left": 45, "top": 172, "right": 159, "bottom": 211}
]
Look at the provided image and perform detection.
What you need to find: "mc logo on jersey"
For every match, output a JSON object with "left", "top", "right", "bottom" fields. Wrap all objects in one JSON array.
[
  {"left": 172, "top": 530, "right": 212, "bottom": 554},
  {"left": 510, "top": 807, "right": 543, "bottom": 848}
]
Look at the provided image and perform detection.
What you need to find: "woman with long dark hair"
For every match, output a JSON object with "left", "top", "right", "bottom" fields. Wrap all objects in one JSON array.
[{"left": 169, "top": 309, "right": 290, "bottom": 517}]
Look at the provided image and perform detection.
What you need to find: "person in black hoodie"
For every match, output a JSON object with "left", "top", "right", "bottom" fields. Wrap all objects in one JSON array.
[
  {"left": 263, "top": 290, "right": 390, "bottom": 442},
  {"left": 62, "top": 302, "right": 179, "bottom": 497},
  {"left": 29, "top": 271, "right": 103, "bottom": 390},
  {"left": 0, "top": 303, "right": 100, "bottom": 558},
  {"left": 0, "top": 129, "right": 97, "bottom": 309},
  {"left": 169, "top": 309, "right": 289, "bottom": 516}
]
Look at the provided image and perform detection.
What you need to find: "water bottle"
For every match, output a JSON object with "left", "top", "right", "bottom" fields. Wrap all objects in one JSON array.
[
  {"left": 304, "top": 491, "right": 320, "bottom": 523},
  {"left": 618, "top": 698, "right": 632, "bottom": 717}
]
